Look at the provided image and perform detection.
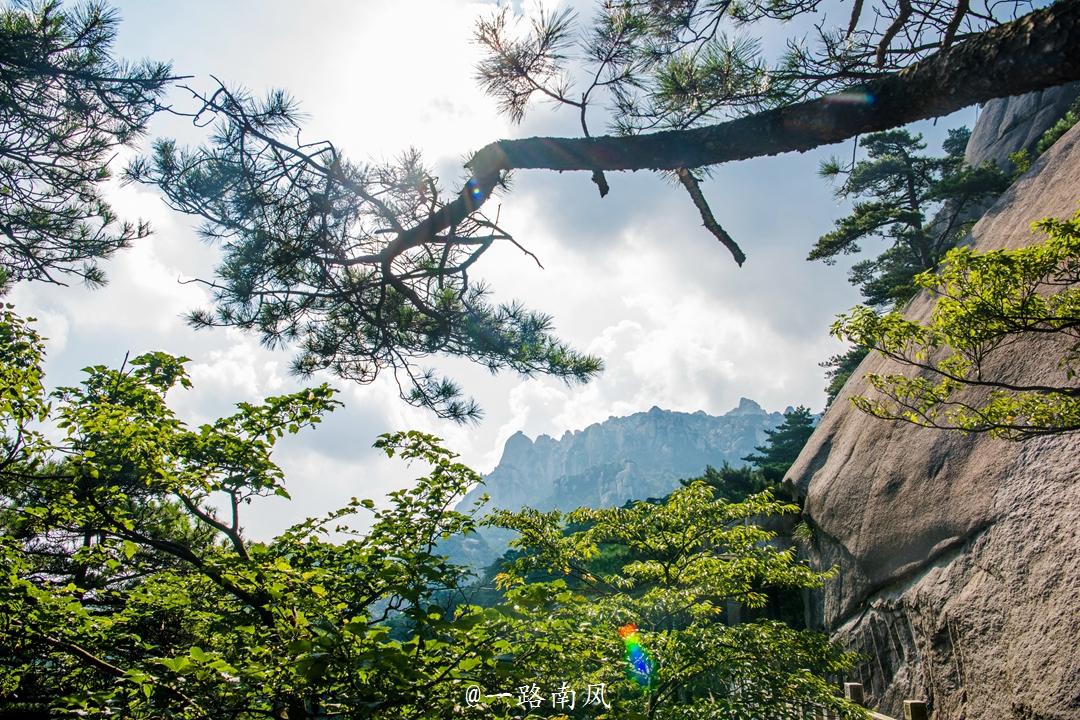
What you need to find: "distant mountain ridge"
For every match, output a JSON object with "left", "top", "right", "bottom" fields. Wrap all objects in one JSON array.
[{"left": 445, "top": 399, "right": 787, "bottom": 568}]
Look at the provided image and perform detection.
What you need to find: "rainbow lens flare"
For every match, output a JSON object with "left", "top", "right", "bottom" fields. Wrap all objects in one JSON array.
[
  {"left": 618, "top": 623, "right": 654, "bottom": 688},
  {"left": 465, "top": 177, "right": 485, "bottom": 205},
  {"left": 823, "top": 90, "right": 875, "bottom": 105}
]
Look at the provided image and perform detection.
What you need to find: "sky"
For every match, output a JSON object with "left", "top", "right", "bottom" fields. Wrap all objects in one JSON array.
[{"left": 8, "top": 0, "right": 980, "bottom": 537}]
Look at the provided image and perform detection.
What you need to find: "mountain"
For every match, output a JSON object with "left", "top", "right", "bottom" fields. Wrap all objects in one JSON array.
[{"left": 444, "top": 399, "right": 787, "bottom": 568}]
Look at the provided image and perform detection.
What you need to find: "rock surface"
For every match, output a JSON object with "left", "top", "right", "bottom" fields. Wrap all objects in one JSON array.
[
  {"left": 474, "top": 399, "right": 781, "bottom": 511},
  {"left": 966, "top": 83, "right": 1079, "bottom": 168},
  {"left": 787, "top": 121, "right": 1080, "bottom": 717}
]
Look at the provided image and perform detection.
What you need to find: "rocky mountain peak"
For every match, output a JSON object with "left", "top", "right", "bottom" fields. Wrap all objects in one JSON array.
[
  {"left": 728, "top": 397, "right": 766, "bottom": 415},
  {"left": 445, "top": 403, "right": 785, "bottom": 568},
  {"left": 500, "top": 430, "right": 533, "bottom": 461}
]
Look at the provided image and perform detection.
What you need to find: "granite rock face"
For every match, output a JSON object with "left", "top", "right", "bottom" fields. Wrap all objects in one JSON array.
[
  {"left": 786, "top": 122, "right": 1080, "bottom": 718},
  {"left": 966, "top": 83, "right": 1080, "bottom": 168}
]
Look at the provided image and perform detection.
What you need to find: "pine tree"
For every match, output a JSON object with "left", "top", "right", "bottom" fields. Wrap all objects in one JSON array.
[
  {"left": 743, "top": 406, "right": 817, "bottom": 482},
  {"left": 0, "top": 1, "right": 171, "bottom": 286},
  {"left": 821, "top": 346, "right": 871, "bottom": 407},
  {"left": 680, "top": 463, "right": 769, "bottom": 503},
  {"left": 810, "top": 128, "right": 1009, "bottom": 308}
]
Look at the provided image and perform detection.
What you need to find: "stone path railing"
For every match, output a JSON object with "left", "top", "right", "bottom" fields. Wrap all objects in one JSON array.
[{"left": 842, "top": 682, "right": 928, "bottom": 720}]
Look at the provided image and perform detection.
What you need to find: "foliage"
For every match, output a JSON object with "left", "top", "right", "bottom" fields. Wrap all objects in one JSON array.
[
  {"left": 128, "top": 86, "right": 600, "bottom": 422},
  {"left": 821, "top": 346, "right": 870, "bottom": 407},
  {"left": 678, "top": 464, "right": 810, "bottom": 629},
  {"left": 487, "top": 483, "right": 863, "bottom": 719},
  {"left": 0, "top": 0, "right": 171, "bottom": 286},
  {"left": 832, "top": 209, "right": 1080, "bottom": 439},
  {"left": 467, "top": 462, "right": 779, "bottom": 615},
  {"left": 1034, "top": 95, "right": 1080, "bottom": 156},
  {"left": 743, "top": 406, "right": 816, "bottom": 483},
  {"left": 0, "top": 304, "right": 50, "bottom": 479},
  {"left": 0, "top": 306, "right": 514, "bottom": 717},
  {"left": 1008, "top": 148, "right": 1033, "bottom": 176},
  {"left": 0, "top": 307, "right": 862, "bottom": 718},
  {"left": 475, "top": 0, "right": 1030, "bottom": 135},
  {"left": 811, "top": 129, "right": 1007, "bottom": 405},
  {"left": 811, "top": 128, "right": 1009, "bottom": 308},
  {"left": 679, "top": 462, "right": 770, "bottom": 503}
]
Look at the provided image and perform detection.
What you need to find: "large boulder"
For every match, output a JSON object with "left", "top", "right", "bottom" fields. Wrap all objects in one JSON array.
[{"left": 786, "top": 122, "right": 1080, "bottom": 718}]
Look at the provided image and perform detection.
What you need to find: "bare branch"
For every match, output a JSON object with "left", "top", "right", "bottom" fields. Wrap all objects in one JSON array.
[{"left": 675, "top": 168, "right": 746, "bottom": 265}]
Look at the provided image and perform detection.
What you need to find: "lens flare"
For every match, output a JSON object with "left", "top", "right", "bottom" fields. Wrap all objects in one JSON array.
[
  {"left": 618, "top": 623, "right": 654, "bottom": 688},
  {"left": 465, "top": 177, "right": 485, "bottom": 205},
  {"left": 823, "top": 91, "right": 875, "bottom": 105}
]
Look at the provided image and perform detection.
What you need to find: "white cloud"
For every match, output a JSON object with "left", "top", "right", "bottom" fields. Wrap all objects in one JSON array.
[{"left": 22, "top": 308, "right": 70, "bottom": 356}]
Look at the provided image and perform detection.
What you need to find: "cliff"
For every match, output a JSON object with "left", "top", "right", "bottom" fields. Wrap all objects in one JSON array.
[
  {"left": 786, "top": 119, "right": 1080, "bottom": 716},
  {"left": 966, "top": 83, "right": 1079, "bottom": 168}
]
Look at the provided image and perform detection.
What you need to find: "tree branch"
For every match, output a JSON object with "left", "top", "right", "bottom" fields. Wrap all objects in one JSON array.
[
  {"left": 877, "top": 0, "right": 914, "bottom": 67},
  {"left": 464, "top": 0, "right": 1079, "bottom": 175},
  {"left": 675, "top": 169, "right": 746, "bottom": 265},
  {"left": 34, "top": 632, "right": 207, "bottom": 714},
  {"left": 177, "top": 491, "right": 250, "bottom": 562},
  {"left": 397, "top": 0, "right": 1075, "bottom": 267}
]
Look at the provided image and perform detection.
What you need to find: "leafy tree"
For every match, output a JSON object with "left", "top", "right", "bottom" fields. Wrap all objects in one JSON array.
[
  {"left": 487, "top": 484, "right": 864, "bottom": 719},
  {"left": 0, "top": 307, "right": 865, "bottom": 718},
  {"left": 810, "top": 128, "right": 1009, "bottom": 308},
  {"left": 0, "top": 304, "right": 49, "bottom": 479},
  {"left": 0, "top": 306, "right": 515, "bottom": 718},
  {"left": 679, "top": 464, "right": 809, "bottom": 628},
  {"left": 0, "top": 0, "right": 171, "bottom": 286},
  {"left": 1034, "top": 94, "right": 1080, "bottom": 156},
  {"left": 743, "top": 406, "right": 817, "bottom": 482},
  {"left": 832, "top": 209, "right": 1080, "bottom": 439},
  {"left": 465, "top": 463, "right": 773, "bottom": 614},
  {"left": 1010, "top": 94, "right": 1080, "bottom": 173}
]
